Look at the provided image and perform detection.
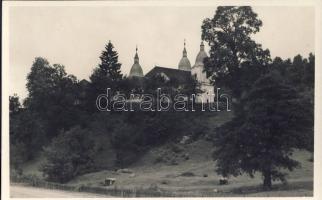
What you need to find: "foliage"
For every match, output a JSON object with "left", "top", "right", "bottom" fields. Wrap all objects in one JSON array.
[
  {"left": 213, "top": 71, "right": 313, "bottom": 189},
  {"left": 10, "top": 142, "right": 27, "bottom": 175},
  {"left": 271, "top": 53, "right": 315, "bottom": 92},
  {"left": 41, "top": 126, "right": 96, "bottom": 183},
  {"left": 86, "top": 109, "right": 207, "bottom": 167},
  {"left": 9, "top": 94, "right": 21, "bottom": 114},
  {"left": 201, "top": 6, "right": 271, "bottom": 98},
  {"left": 87, "top": 41, "right": 123, "bottom": 112},
  {"left": 181, "top": 172, "right": 195, "bottom": 177},
  {"left": 25, "top": 57, "right": 80, "bottom": 137},
  {"left": 270, "top": 54, "right": 315, "bottom": 152},
  {"left": 10, "top": 110, "right": 47, "bottom": 161},
  {"left": 98, "top": 41, "right": 123, "bottom": 82}
]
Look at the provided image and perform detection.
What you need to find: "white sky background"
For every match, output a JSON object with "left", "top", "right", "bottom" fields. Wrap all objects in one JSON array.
[{"left": 8, "top": 6, "right": 315, "bottom": 99}]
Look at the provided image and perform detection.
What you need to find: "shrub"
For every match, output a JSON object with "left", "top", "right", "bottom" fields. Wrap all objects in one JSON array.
[
  {"left": 170, "top": 159, "right": 179, "bottom": 165},
  {"left": 160, "top": 180, "right": 169, "bottom": 185},
  {"left": 170, "top": 143, "right": 184, "bottom": 153},
  {"left": 154, "top": 155, "right": 164, "bottom": 164},
  {"left": 41, "top": 126, "right": 96, "bottom": 183},
  {"left": 181, "top": 172, "right": 195, "bottom": 177},
  {"left": 10, "top": 110, "right": 46, "bottom": 161},
  {"left": 10, "top": 142, "right": 27, "bottom": 175}
]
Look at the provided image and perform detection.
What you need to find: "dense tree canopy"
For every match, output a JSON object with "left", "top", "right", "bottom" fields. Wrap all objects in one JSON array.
[
  {"left": 201, "top": 6, "right": 271, "bottom": 98},
  {"left": 10, "top": 110, "right": 46, "bottom": 166},
  {"left": 25, "top": 58, "right": 80, "bottom": 137},
  {"left": 213, "top": 71, "right": 313, "bottom": 189},
  {"left": 9, "top": 94, "right": 21, "bottom": 114}
]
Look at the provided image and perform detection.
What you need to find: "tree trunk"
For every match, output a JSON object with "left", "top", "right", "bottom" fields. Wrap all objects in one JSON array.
[{"left": 263, "top": 170, "right": 272, "bottom": 190}]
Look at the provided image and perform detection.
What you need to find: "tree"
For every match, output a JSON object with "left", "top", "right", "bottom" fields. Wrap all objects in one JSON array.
[
  {"left": 270, "top": 57, "right": 291, "bottom": 78},
  {"left": 304, "top": 53, "right": 315, "bottom": 89},
  {"left": 288, "top": 54, "right": 306, "bottom": 88},
  {"left": 289, "top": 53, "right": 315, "bottom": 91},
  {"left": 9, "top": 94, "right": 21, "bottom": 114},
  {"left": 41, "top": 126, "right": 96, "bottom": 183},
  {"left": 25, "top": 57, "right": 80, "bottom": 137},
  {"left": 213, "top": 71, "right": 313, "bottom": 189},
  {"left": 87, "top": 41, "right": 123, "bottom": 112},
  {"left": 97, "top": 40, "right": 123, "bottom": 81},
  {"left": 270, "top": 54, "right": 314, "bottom": 93},
  {"left": 10, "top": 110, "right": 46, "bottom": 161},
  {"left": 10, "top": 142, "right": 27, "bottom": 175},
  {"left": 201, "top": 6, "right": 271, "bottom": 98}
]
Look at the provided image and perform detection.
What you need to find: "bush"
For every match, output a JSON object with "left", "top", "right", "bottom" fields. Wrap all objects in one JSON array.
[
  {"left": 170, "top": 159, "right": 179, "bottom": 165},
  {"left": 41, "top": 126, "right": 96, "bottom": 183},
  {"left": 10, "top": 110, "right": 46, "bottom": 161},
  {"left": 169, "top": 143, "right": 184, "bottom": 153},
  {"left": 10, "top": 142, "right": 28, "bottom": 175},
  {"left": 160, "top": 180, "right": 170, "bottom": 185},
  {"left": 181, "top": 172, "right": 195, "bottom": 177},
  {"left": 154, "top": 155, "right": 164, "bottom": 164}
]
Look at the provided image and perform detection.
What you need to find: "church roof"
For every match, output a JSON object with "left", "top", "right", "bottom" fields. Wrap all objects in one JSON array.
[
  {"left": 130, "top": 63, "right": 143, "bottom": 77},
  {"left": 179, "top": 57, "right": 191, "bottom": 71},
  {"left": 145, "top": 66, "right": 191, "bottom": 84}
]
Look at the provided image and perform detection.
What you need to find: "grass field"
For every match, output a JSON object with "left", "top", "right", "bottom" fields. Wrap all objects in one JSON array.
[
  {"left": 19, "top": 141, "right": 311, "bottom": 196},
  {"left": 18, "top": 111, "right": 313, "bottom": 197},
  {"left": 19, "top": 145, "right": 313, "bottom": 196},
  {"left": 64, "top": 139, "right": 313, "bottom": 197}
]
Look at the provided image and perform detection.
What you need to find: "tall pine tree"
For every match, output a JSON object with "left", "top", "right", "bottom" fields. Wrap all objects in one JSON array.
[
  {"left": 88, "top": 41, "right": 123, "bottom": 112},
  {"left": 98, "top": 40, "right": 123, "bottom": 81}
]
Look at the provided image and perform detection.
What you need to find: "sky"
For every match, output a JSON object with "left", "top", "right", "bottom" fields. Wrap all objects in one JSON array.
[{"left": 8, "top": 5, "right": 315, "bottom": 99}]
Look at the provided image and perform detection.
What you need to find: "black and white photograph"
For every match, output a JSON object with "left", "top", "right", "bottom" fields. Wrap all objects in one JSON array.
[{"left": 1, "top": 0, "right": 321, "bottom": 198}]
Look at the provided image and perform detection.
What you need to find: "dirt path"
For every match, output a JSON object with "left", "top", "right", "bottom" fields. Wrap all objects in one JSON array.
[{"left": 10, "top": 185, "right": 109, "bottom": 198}]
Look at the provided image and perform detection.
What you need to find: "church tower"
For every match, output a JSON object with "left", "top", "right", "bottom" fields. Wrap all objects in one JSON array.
[
  {"left": 192, "top": 41, "right": 215, "bottom": 103},
  {"left": 192, "top": 41, "right": 209, "bottom": 83},
  {"left": 178, "top": 39, "right": 192, "bottom": 71},
  {"left": 129, "top": 46, "right": 144, "bottom": 77}
]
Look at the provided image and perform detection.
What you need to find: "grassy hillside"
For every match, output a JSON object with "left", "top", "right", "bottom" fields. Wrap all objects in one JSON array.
[
  {"left": 18, "top": 110, "right": 313, "bottom": 196},
  {"left": 66, "top": 139, "right": 313, "bottom": 197},
  {"left": 19, "top": 140, "right": 313, "bottom": 197}
]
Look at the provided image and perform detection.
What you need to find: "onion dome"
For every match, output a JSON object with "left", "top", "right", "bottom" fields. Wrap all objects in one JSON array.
[
  {"left": 195, "top": 41, "right": 208, "bottom": 65},
  {"left": 178, "top": 40, "right": 191, "bottom": 71},
  {"left": 129, "top": 46, "right": 144, "bottom": 77}
]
